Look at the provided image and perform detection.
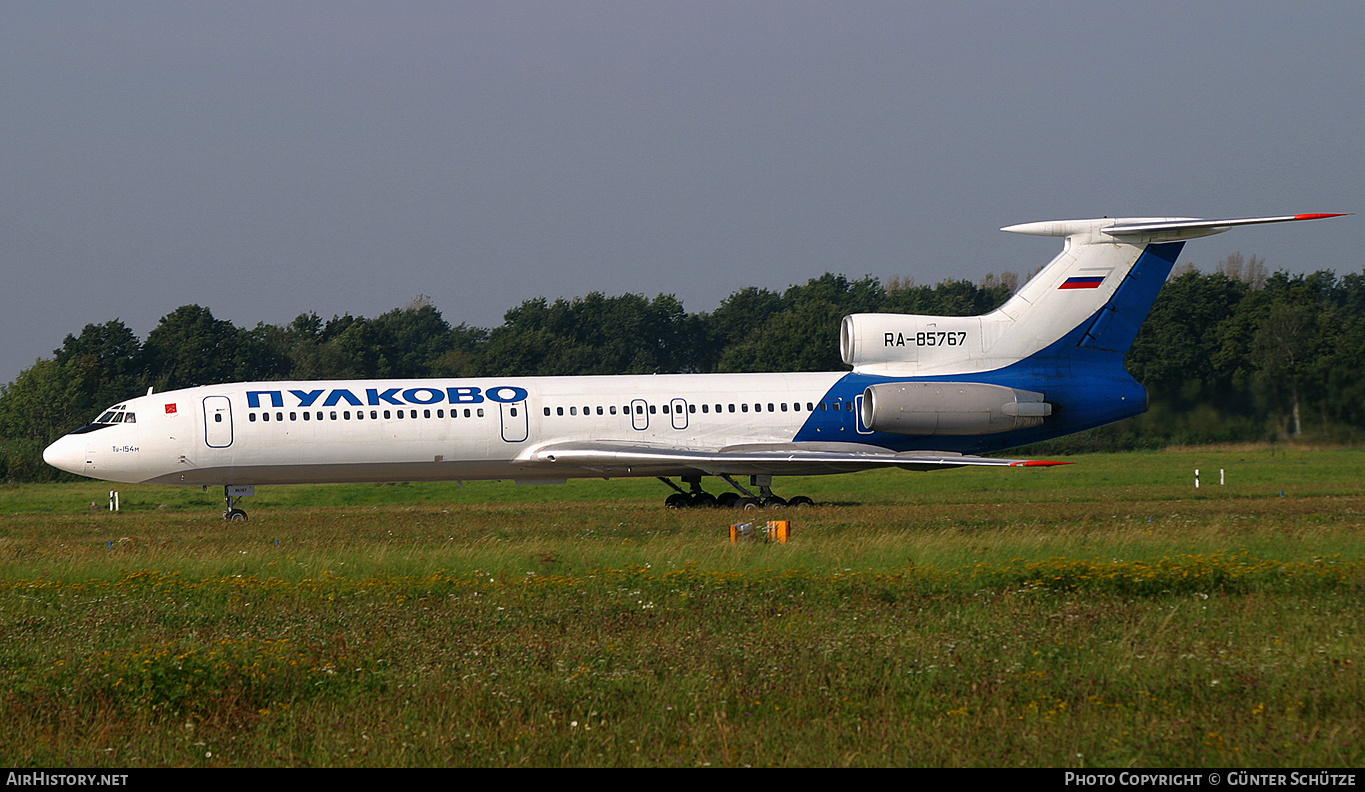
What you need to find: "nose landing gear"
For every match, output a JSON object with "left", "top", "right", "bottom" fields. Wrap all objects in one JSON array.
[{"left": 222, "top": 484, "right": 254, "bottom": 521}]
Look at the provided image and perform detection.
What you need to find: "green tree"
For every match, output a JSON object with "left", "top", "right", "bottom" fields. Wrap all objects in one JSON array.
[
  {"left": 142, "top": 305, "right": 289, "bottom": 390},
  {"left": 1127, "top": 271, "right": 1249, "bottom": 410}
]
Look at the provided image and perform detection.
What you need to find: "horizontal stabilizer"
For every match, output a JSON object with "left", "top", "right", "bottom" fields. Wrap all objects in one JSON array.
[
  {"left": 1102, "top": 213, "right": 1348, "bottom": 236},
  {"left": 1001, "top": 213, "right": 1347, "bottom": 241}
]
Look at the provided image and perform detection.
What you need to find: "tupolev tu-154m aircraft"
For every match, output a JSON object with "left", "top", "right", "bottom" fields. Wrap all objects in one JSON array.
[{"left": 44, "top": 213, "right": 1346, "bottom": 519}]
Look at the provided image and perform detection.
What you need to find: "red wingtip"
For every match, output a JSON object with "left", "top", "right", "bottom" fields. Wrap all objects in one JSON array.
[
  {"left": 1293, "top": 213, "right": 1350, "bottom": 221},
  {"left": 1010, "top": 460, "right": 1072, "bottom": 467}
]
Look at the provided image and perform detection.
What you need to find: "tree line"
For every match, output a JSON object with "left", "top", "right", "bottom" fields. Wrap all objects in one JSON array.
[{"left": 3, "top": 259, "right": 1362, "bottom": 480}]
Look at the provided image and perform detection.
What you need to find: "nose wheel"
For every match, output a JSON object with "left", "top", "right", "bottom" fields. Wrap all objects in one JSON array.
[{"left": 223, "top": 486, "right": 249, "bottom": 521}]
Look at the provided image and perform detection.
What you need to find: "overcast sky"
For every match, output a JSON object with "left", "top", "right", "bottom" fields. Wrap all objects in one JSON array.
[{"left": 3, "top": 1, "right": 1360, "bottom": 387}]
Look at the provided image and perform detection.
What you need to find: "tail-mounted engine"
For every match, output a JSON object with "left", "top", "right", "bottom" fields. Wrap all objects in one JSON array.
[
  {"left": 860, "top": 381, "right": 1052, "bottom": 436},
  {"left": 840, "top": 314, "right": 985, "bottom": 374}
]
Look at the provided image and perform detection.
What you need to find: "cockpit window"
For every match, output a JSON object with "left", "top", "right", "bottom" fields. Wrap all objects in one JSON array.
[
  {"left": 92, "top": 407, "right": 134, "bottom": 425},
  {"left": 74, "top": 405, "right": 134, "bottom": 435}
]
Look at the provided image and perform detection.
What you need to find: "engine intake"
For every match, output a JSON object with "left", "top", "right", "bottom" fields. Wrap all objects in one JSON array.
[{"left": 861, "top": 382, "right": 1051, "bottom": 436}]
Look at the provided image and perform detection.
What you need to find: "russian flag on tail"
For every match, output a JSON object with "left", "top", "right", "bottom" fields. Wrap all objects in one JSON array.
[{"left": 1059, "top": 276, "right": 1104, "bottom": 290}]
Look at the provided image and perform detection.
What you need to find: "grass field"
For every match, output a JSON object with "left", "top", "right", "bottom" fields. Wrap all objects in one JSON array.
[{"left": 1, "top": 445, "right": 1362, "bottom": 767}]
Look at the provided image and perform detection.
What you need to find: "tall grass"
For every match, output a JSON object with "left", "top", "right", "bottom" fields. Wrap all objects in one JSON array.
[{"left": 1, "top": 446, "right": 1362, "bottom": 766}]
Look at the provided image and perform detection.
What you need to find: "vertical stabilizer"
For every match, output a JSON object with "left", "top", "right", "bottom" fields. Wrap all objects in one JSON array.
[{"left": 840, "top": 213, "right": 1346, "bottom": 376}]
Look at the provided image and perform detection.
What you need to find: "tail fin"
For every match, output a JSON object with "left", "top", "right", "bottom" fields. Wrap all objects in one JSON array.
[{"left": 841, "top": 213, "right": 1346, "bottom": 376}]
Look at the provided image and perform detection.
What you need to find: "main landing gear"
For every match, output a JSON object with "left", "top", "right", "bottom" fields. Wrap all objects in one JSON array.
[{"left": 659, "top": 474, "right": 814, "bottom": 510}]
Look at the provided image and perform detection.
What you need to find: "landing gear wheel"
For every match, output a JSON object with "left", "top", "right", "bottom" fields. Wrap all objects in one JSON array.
[
  {"left": 787, "top": 495, "right": 815, "bottom": 508},
  {"left": 717, "top": 492, "right": 740, "bottom": 508},
  {"left": 690, "top": 492, "right": 719, "bottom": 509},
  {"left": 665, "top": 493, "right": 691, "bottom": 509},
  {"left": 733, "top": 497, "right": 762, "bottom": 510},
  {"left": 761, "top": 496, "right": 788, "bottom": 509},
  {"left": 225, "top": 508, "right": 248, "bottom": 522}
]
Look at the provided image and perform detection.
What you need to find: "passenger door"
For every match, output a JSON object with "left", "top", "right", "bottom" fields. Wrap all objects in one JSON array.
[{"left": 203, "top": 396, "right": 233, "bottom": 448}]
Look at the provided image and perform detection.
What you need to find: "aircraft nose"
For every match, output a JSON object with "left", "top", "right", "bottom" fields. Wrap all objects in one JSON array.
[{"left": 43, "top": 434, "right": 85, "bottom": 475}]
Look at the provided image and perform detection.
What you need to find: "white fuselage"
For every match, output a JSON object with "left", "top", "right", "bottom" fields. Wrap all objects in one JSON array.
[{"left": 44, "top": 372, "right": 867, "bottom": 486}]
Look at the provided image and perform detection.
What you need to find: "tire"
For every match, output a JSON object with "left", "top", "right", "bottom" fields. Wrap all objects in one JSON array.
[{"left": 691, "top": 492, "right": 719, "bottom": 509}]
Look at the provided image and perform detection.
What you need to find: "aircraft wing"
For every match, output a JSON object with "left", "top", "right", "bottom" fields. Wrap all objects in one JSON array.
[{"left": 521, "top": 441, "right": 1069, "bottom": 477}]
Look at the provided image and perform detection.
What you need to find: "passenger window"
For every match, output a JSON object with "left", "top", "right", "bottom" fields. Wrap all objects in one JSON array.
[
  {"left": 332, "top": 411, "right": 339, "bottom": 420},
  {"left": 423, "top": 409, "right": 431, "bottom": 419},
  {"left": 741, "top": 404, "right": 749, "bottom": 412},
  {"left": 384, "top": 410, "right": 391, "bottom": 419},
  {"left": 263, "top": 413, "right": 270, "bottom": 422},
  {"left": 610, "top": 406, "right": 617, "bottom": 415},
  {"left": 464, "top": 409, "right": 471, "bottom": 417},
  {"left": 371, "top": 411, "right": 378, "bottom": 419},
  {"left": 662, "top": 405, "right": 670, "bottom": 414},
  {"left": 510, "top": 407, "right": 518, "bottom": 417},
  {"left": 596, "top": 406, "right": 603, "bottom": 415},
  {"left": 477, "top": 408, "right": 484, "bottom": 417},
  {"left": 728, "top": 404, "right": 735, "bottom": 413},
  {"left": 249, "top": 413, "right": 257, "bottom": 422},
  {"left": 570, "top": 406, "right": 577, "bottom": 416},
  {"left": 689, "top": 405, "right": 695, "bottom": 413},
  {"left": 214, "top": 414, "right": 222, "bottom": 423},
  {"left": 276, "top": 412, "right": 283, "bottom": 421},
  {"left": 344, "top": 411, "right": 351, "bottom": 420},
  {"left": 649, "top": 405, "right": 656, "bottom": 414}
]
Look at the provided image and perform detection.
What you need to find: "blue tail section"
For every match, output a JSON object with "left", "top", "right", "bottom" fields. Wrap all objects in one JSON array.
[{"left": 1076, "top": 242, "right": 1184, "bottom": 354}]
